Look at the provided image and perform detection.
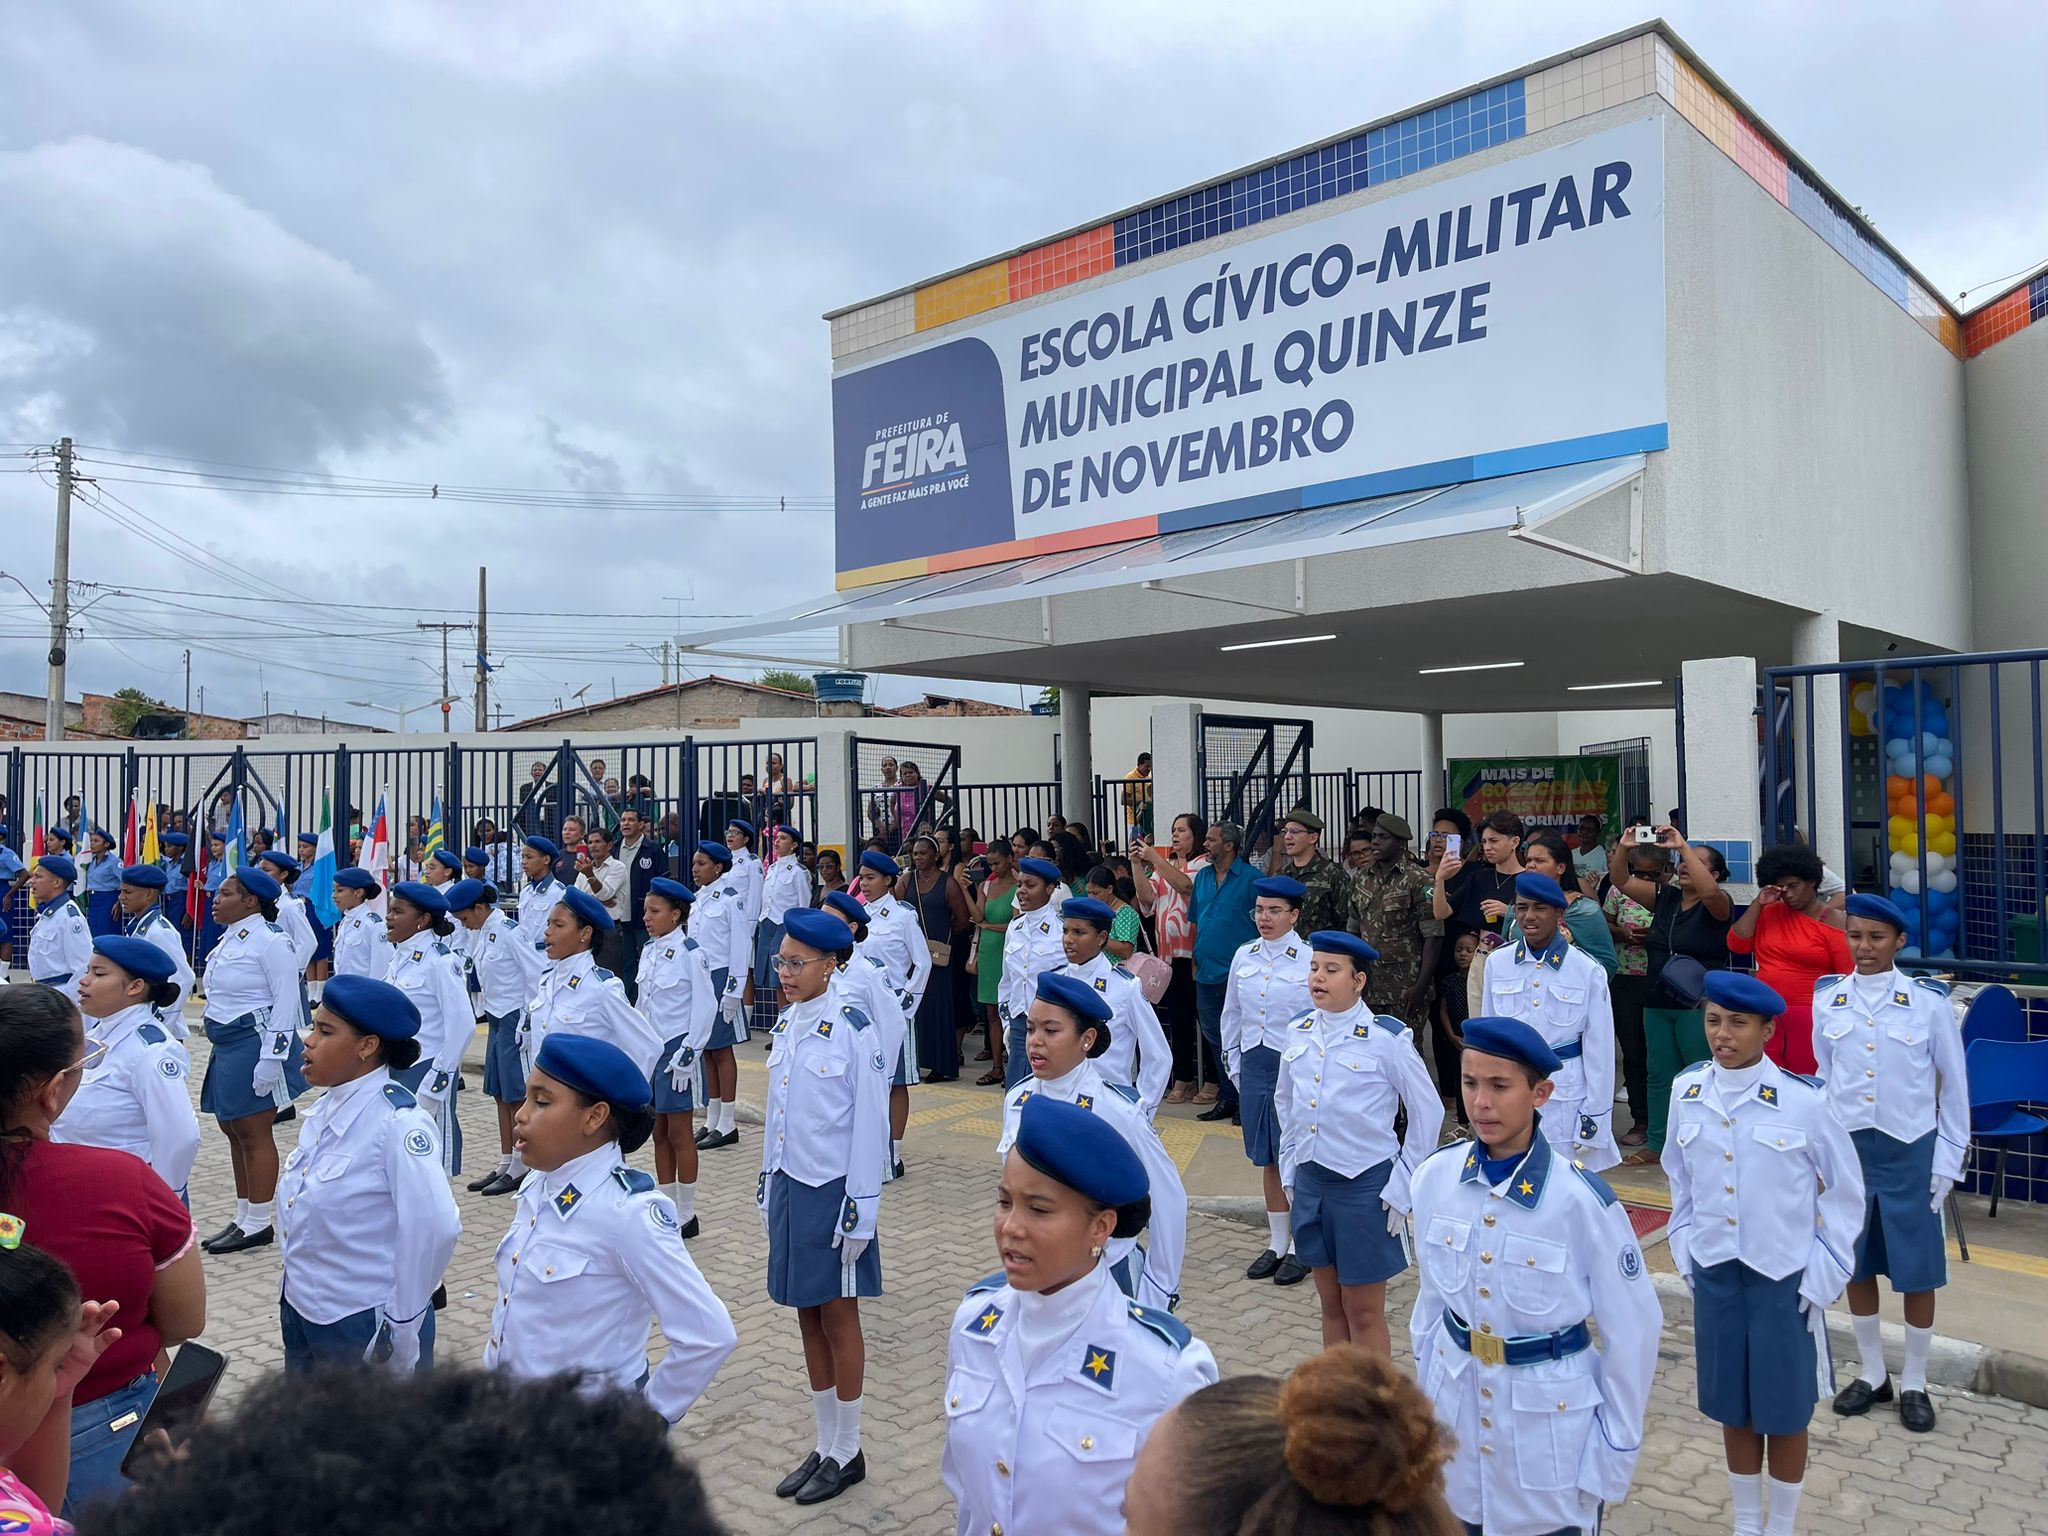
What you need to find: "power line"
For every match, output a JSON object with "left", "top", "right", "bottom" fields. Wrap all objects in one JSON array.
[{"left": 76, "top": 581, "right": 750, "bottom": 621}]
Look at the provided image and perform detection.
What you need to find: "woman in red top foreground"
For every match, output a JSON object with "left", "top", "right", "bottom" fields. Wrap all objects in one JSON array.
[{"left": 1725, "top": 844, "right": 1851, "bottom": 1075}]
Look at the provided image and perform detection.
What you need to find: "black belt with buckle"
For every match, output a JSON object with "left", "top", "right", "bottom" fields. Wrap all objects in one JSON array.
[{"left": 1443, "top": 1307, "right": 1592, "bottom": 1367}]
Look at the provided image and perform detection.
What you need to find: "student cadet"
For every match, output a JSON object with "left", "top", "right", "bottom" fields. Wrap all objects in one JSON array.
[
  {"left": 115, "top": 862, "right": 194, "bottom": 1034},
  {"left": 689, "top": 840, "right": 752, "bottom": 1152},
  {"left": 639, "top": 877, "right": 718, "bottom": 1237},
  {"left": 821, "top": 890, "right": 910, "bottom": 1096},
  {"left": 1220, "top": 874, "right": 1312, "bottom": 1287},
  {"left": 753, "top": 824, "right": 811, "bottom": 1031},
  {"left": 52, "top": 935, "right": 201, "bottom": 1195},
  {"left": 1818, "top": 893, "right": 1969, "bottom": 1435},
  {"left": 517, "top": 836, "right": 567, "bottom": 949},
  {"left": 82, "top": 826, "right": 122, "bottom": 937},
  {"left": 157, "top": 829, "right": 191, "bottom": 942},
  {"left": 381, "top": 881, "right": 473, "bottom": 1180},
  {"left": 255, "top": 850, "right": 318, "bottom": 989},
  {"left": 330, "top": 867, "right": 394, "bottom": 979},
  {"left": 944, "top": 1096, "right": 1218, "bottom": 1536},
  {"left": 423, "top": 846, "right": 463, "bottom": 889},
  {"left": 197, "top": 863, "right": 308, "bottom": 1255},
  {"left": 447, "top": 879, "right": 545, "bottom": 1198},
  {"left": 1480, "top": 872, "right": 1620, "bottom": 1172},
  {"left": 1053, "top": 896, "right": 1171, "bottom": 1117},
  {"left": 1409, "top": 1016, "right": 1662, "bottom": 1536},
  {"left": 853, "top": 850, "right": 930, "bottom": 1179},
  {"left": 484, "top": 1033, "right": 737, "bottom": 1425},
  {"left": 526, "top": 886, "right": 664, "bottom": 1081},
  {"left": 277, "top": 974, "right": 462, "bottom": 1373},
  {"left": 726, "top": 817, "right": 767, "bottom": 1030},
  {"left": 1663, "top": 972, "right": 1863, "bottom": 1536},
  {"left": 24, "top": 855, "right": 90, "bottom": 1001},
  {"left": 1275, "top": 931, "right": 1442, "bottom": 1357},
  {"left": 996, "top": 971, "right": 1186, "bottom": 1310},
  {"left": 760, "top": 907, "right": 891, "bottom": 1508},
  {"left": 997, "top": 855, "right": 1069, "bottom": 1091}
]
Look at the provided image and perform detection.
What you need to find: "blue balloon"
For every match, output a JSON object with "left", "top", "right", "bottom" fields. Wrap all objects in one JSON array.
[{"left": 1927, "top": 757, "right": 1953, "bottom": 781}]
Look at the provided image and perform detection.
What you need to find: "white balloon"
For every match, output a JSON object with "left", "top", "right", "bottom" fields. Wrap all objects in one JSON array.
[
  {"left": 1897, "top": 869, "right": 1923, "bottom": 895},
  {"left": 1889, "top": 852, "right": 1913, "bottom": 876},
  {"left": 1923, "top": 851, "right": 1948, "bottom": 877},
  {"left": 1852, "top": 685, "right": 1877, "bottom": 715},
  {"left": 1931, "top": 871, "right": 1958, "bottom": 894}
]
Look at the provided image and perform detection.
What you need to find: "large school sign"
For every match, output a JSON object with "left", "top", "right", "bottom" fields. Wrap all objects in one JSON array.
[{"left": 832, "top": 117, "right": 1665, "bottom": 586}]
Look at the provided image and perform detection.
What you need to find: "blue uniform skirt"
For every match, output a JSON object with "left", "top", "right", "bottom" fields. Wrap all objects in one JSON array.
[
  {"left": 651, "top": 1035, "right": 697, "bottom": 1113},
  {"left": 482, "top": 1009, "right": 526, "bottom": 1103},
  {"left": 198, "top": 1014, "right": 307, "bottom": 1122},
  {"left": 1292, "top": 1159, "right": 1406, "bottom": 1286},
  {"left": 280, "top": 1299, "right": 436, "bottom": 1374},
  {"left": 1238, "top": 1045, "right": 1283, "bottom": 1166},
  {"left": 1691, "top": 1259, "right": 1819, "bottom": 1434},
  {"left": 87, "top": 888, "right": 120, "bottom": 938},
  {"left": 705, "top": 967, "right": 744, "bottom": 1049},
  {"left": 765, "top": 1170, "right": 882, "bottom": 1308},
  {"left": 1851, "top": 1128, "right": 1947, "bottom": 1293},
  {"left": 893, "top": 1023, "right": 921, "bottom": 1087},
  {"left": 751, "top": 918, "right": 785, "bottom": 988}
]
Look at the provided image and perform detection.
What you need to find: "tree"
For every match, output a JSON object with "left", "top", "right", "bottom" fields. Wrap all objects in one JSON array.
[
  {"left": 108, "top": 685, "right": 173, "bottom": 736},
  {"left": 1037, "top": 686, "right": 1060, "bottom": 711},
  {"left": 758, "top": 669, "right": 816, "bottom": 696}
]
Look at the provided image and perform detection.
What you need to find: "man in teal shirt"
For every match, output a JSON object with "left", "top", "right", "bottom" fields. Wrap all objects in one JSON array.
[{"left": 1190, "top": 820, "right": 1258, "bottom": 1121}]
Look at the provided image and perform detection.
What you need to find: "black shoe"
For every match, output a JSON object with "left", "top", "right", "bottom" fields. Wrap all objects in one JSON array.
[
  {"left": 793, "top": 1450, "right": 865, "bottom": 1505},
  {"left": 478, "top": 1171, "right": 524, "bottom": 1196},
  {"left": 275, "top": 1105, "right": 296, "bottom": 1124},
  {"left": 774, "top": 1452, "right": 821, "bottom": 1499},
  {"left": 693, "top": 1126, "right": 715, "bottom": 1148},
  {"left": 200, "top": 1220, "right": 241, "bottom": 1251},
  {"left": 209, "top": 1224, "right": 274, "bottom": 1255},
  {"left": 1899, "top": 1389, "right": 1937, "bottom": 1433},
  {"left": 678, "top": 1216, "right": 700, "bottom": 1240},
  {"left": 891, "top": 1158, "right": 906, "bottom": 1181},
  {"left": 1273, "top": 1253, "right": 1310, "bottom": 1286},
  {"left": 466, "top": 1168, "right": 501, "bottom": 1192},
  {"left": 702, "top": 1129, "right": 739, "bottom": 1150},
  {"left": 1246, "top": 1248, "right": 1281, "bottom": 1280},
  {"left": 1230, "top": 1109, "right": 1241, "bottom": 1126},
  {"left": 1197, "top": 1101, "right": 1234, "bottom": 1122},
  {"left": 1832, "top": 1375, "right": 1894, "bottom": 1416}
]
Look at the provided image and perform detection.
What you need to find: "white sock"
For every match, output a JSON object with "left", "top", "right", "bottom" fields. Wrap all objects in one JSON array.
[
  {"left": 506, "top": 1150, "right": 526, "bottom": 1176},
  {"left": 673, "top": 1181, "right": 697, "bottom": 1226},
  {"left": 234, "top": 1198, "right": 250, "bottom": 1228},
  {"left": 812, "top": 1389, "right": 836, "bottom": 1456},
  {"left": 721, "top": 1099, "right": 739, "bottom": 1134},
  {"left": 832, "top": 1394, "right": 863, "bottom": 1463},
  {"left": 1729, "top": 1471, "right": 1763, "bottom": 1536},
  {"left": 1901, "top": 1322, "right": 1934, "bottom": 1394},
  {"left": 245, "top": 1200, "right": 274, "bottom": 1230},
  {"left": 1763, "top": 1476, "right": 1803, "bottom": 1535},
  {"left": 1266, "top": 1212, "right": 1290, "bottom": 1254},
  {"left": 1852, "top": 1311, "right": 1888, "bottom": 1387},
  {"left": 891, "top": 1138, "right": 904, "bottom": 1164}
]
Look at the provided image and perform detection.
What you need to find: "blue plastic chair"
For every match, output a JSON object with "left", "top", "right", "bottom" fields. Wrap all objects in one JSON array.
[
  {"left": 1963, "top": 1038, "right": 2048, "bottom": 1221},
  {"left": 1961, "top": 985, "right": 2026, "bottom": 1048}
]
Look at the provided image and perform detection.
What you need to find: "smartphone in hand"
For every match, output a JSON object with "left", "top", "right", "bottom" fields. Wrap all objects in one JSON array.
[{"left": 120, "top": 1342, "right": 227, "bottom": 1478}]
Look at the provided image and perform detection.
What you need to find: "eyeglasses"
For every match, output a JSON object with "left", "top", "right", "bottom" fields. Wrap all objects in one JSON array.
[
  {"left": 63, "top": 1038, "right": 110, "bottom": 1078},
  {"left": 770, "top": 954, "right": 832, "bottom": 975}
]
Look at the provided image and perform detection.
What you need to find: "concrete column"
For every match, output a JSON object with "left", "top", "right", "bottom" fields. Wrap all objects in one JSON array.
[
  {"left": 1790, "top": 611, "right": 1846, "bottom": 876},
  {"left": 812, "top": 723, "right": 855, "bottom": 856},
  {"left": 1679, "top": 656, "right": 1764, "bottom": 895},
  {"left": 1059, "top": 684, "right": 1093, "bottom": 828},
  {"left": 1417, "top": 710, "right": 1445, "bottom": 821},
  {"left": 1147, "top": 702, "right": 1202, "bottom": 849}
]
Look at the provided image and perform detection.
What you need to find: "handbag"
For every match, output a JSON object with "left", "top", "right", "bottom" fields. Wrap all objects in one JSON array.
[
  {"left": 1125, "top": 914, "right": 1172, "bottom": 1005},
  {"left": 912, "top": 874, "right": 953, "bottom": 967}
]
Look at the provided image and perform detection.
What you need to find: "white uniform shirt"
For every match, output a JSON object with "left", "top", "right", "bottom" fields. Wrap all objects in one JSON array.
[
  {"left": 53, "top": 1004, "right": 200, "bottom": 1191},
  {"left": 835, "top": 950, "right": 906, "bottom": 1072},
  {"left": 517, "top": 875, "right": 567, "bottom": 949},
  {"left": 471, "top": 911, "right": 543, "bottom": 1019},
  {"left": 274, "top": 892, "right": 317, "bottom": 970},
  {"left": 527, "top": 949, "right": 664, "bottom": 1078},
  {"left": 637, "top": 931, "right": 718, "bottom": 1068},
  {"left": 862, "top": 892, "right": 933, "bottom": 1009},
  {"left": 943, "top": 1264, "right": 1217, "bottom": 1536},
  {"left": 1220, "top": 933, "right": 1312, "bottom": 1080},
  {"left": 689, "top": 877, "right": 751, "bottom": 995},
  {"left": 729, "top": 848, "right": 764, "bottom": 926},
  {"left": 201, "top": 918, "right": 302, "bottom": 1064},
  {"left": 1482, "top": 936, "right": 1620, "bottom": 1171},
  {"left": 276, "top": 1068, "right": 461, "bottom": 1326},
  {"left": 997, "top": 896, "right": 1067, "bottom": 1021},
  {"left": 484, "top": 1143, "right": 737, "bottom": 1424},
  {"left": 1055, "top": 952, "right": 1170, "bottom": 1117},
  {"left": 1662, "top": 1057, "right": 1865, "bottom": 1305},
  {"left": 1410, "top": 1130, "right": 1663, "bottom": 1536},
  {"left": 1812, "top": 970, "right": 1971, "bottom": 1183},
  {"left": 124, "top": 907, "right": 195, "bottom": 1037},
  {"left": 761, "top": 853, "right": 811, "bottom": 927},
  {"left": 332, "top": 905, "right": 395, "bottom": 980},
  {"left": 998, "top": 1061, "right": 1187, "bottom": 1309},
  {"left": 759, "top": 989, "right": 890, "bottom": 1240},
  {"left": 385, "top": 939, "right": 473, "bottom": 1080},
  {"left": 1274, "top": 999, "right": 1443, "bottom": 1209},
  {"left": 27, "top": 899, "right": 91, "bottom": 998}
]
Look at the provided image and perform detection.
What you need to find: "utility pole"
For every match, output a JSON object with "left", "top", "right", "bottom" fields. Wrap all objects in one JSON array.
[
  {"left": 182, "top": 649, "right": 191, "bottom": 713},
  {"left": 474, "top": 566, "right": 488, "bottom": 732},
  {"left": 416, "top": 620, "right": 473, "bottom": 735},
  {"left": 44, "top": 437, "right": 73, "bottom": 741}
]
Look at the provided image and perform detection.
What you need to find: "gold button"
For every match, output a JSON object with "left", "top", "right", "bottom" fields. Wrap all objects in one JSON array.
[
  {"left": 1478, "top": 1287, "right": 1491, "bottom": 1298},
  {"left": 1525, "top": 1256, "right": 1537, "bottom": 1266},
  {"left": 1724, "top": 1152, "right": 1734, "bottom": 1161},
  {"left": 1480, "top": 1386, "right": 1493, "bottom": 1399},
  {"left": 1080, "top": 1436, "right": 1094, "bottom": 1451},
  {"left": 993, "top": 1524, "right": 1004, "bottom": 1536},
  {"left": 949, "top": 1395, "right": 959, "bottom": 1408},
  {"left": 1483, "top": 1213, "right": 1497, "bottom": 1227},
  {"left": 1557, "top": 1401, "right": 1568, "bottom": 1412},
  {"left": 1865, "top": 1094, "right": 1875, "bottom": 1102},
  {"left": 1722, "top": 1118, "right": 1731, "bottom": 1127},
  {"left": 1727, "top": 1216, "right": 1738, "bottom": 1225},
  {"left": 996, "top": 1459, "right": 1009, "bottom": 1476},
  {"left": 1480, "top": 1416, "right": 1492, "bottom": 1428},
  {"left": 1313, "top": 1074, "right": 1321, "bottom": 1083},
  {"left": 1480, "top": 1251, "right": 1493, "bottom": 1264},
  {"left": 1481, "top": 1445, "right": 1495, "bottom": 1456},
  {"left": 512, "top": 1253, "right": 519, "bottom": 1265},
  {"left": 1775, "top": 1138, "right": 1785, "bottom": 1147},
  {"left": 1309, "top": 1098, "right": 1317, "bottom": 1108},
  {"left": 1725, "top": 1184, "right": 1735, "bottom": 1193},
  {"left": 1310, "top": 1125, "right": 1317, "bottom": 1134},
  {"left": 544, "top": 1266, "right": 554, "bottom": 1276},
  {"left": 1867, "top": 1070, "right": 1875, "bottom": 1078},
  {"left": 1479, "top": 1323, "right": 1495, "bottom": 1335}
]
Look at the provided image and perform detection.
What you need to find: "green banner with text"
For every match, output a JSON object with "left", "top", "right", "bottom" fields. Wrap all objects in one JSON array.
[{"left": 1446, "top": 755, "right": 1620, "bottom": 840}]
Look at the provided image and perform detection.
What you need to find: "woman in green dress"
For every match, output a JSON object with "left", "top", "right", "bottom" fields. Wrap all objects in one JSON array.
[{"left": 972, "top": 841, "right": 1017, "bottom": 1085}]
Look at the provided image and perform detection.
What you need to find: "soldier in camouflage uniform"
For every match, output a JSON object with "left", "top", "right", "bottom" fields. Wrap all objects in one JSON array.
[
  {"left": 1276, "top": 808, "right": 1352, "bottom": 939},
  {"left": 1344, "top": 813, "right": 1443, "bottom": 1024}
]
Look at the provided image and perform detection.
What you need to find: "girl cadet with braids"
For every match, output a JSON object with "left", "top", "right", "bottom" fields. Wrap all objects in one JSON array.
[{"left": 52, "top": 938, "right": 199, "bottom": 1196}]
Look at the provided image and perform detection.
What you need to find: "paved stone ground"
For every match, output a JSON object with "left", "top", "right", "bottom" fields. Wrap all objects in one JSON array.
[{"left": 181, "top": 1041, "right": 2048, "bottom": 1536}]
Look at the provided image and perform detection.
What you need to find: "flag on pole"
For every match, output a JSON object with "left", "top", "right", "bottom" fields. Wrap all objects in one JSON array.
[
  {"left": 224, "top": 799, "right": 246, "bottom": 874},
  {"left": 141, "top": 798, "right": 160, "bottom": 867},
  {"left": 358, "top": 791, "right": 390, "bottom": 888},
  {"left": 188, "top": 834, "right": 207, "bottom": 929},
  {"left": 308, "top": 790, "right": 340, "bottom": 927},
  {"left": 122, "top": 795, "right": 139, "bottom": 865},
  {"left": 30, "top": 795, "right": 43, "bottom": 862},
  {"left": 424, "top": 795, "right": 444, "bottom": 860}
]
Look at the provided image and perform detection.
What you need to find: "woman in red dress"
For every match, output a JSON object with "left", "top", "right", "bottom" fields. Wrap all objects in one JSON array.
[{"left": 1726, "top": 844, "right": 1851, "bottom": 1075}]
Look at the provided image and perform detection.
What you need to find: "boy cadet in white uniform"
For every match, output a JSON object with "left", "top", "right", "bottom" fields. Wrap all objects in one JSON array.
[
  {"left": 853, "top": 851, "right": 929, "bottom": 1179},
  {"left": 1411, "top": 1015, "right": 1662, "bottom": 1536}
]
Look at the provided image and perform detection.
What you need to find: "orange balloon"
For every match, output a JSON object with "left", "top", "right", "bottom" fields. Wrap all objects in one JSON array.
[
  {"left": 1887, "top": 775, "right": 1913, "bottom": 798},
  {"left": 1931, "top": 793, "right": 1955, "bottom": 817},
  {"left": 1923, "top": 774, "right": 1944, "bottom": 797}
]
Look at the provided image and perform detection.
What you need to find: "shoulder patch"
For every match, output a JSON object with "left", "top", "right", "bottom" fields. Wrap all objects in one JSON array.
[
  {"left": 264, "top": 920, "right": 284, "bottom": 934},
  {"left": 1420, "top": 1137, "right": 1476, "bottom": 1171},
  {"left": 382, "top": 1081, "right": 418, "bottom": 1110},
  {"left": 1125, "top": 1303, "right": 1192, "bottom": 1351},
  {"left": 592, "top": 966, "right": 615, "bottom": 981},
  {"left": 1105, "top": 1081, "right": 1139, "bottom": 1103},
  {"left": 841, "top": 1005, "right": 873, "bottom": 1032},
  {"left": 682, "top": 936, "right": 699, "bottom": 951},
  {"left": 1111, "top": 963, "right": 1134, "bottom": 981},
  {"left": 612, "top": 1166, "right": 656, "bottom": 1195},
  {"left": 1572, "top": 1164, "right": 1619, "bottom": 1207},
  {"left": 1913, "top": 975, "right": 1951, "bottom": 997},
  {"left": 1814, "top": 974, "right": 1846, "bottom": 990},
  {"left": 965, "top": 1270, "right": 1006, "bottom": 1297},
  {"left": 137, "top": 1022, "right": 168, "bottom": 1045},
  {"left": 1781, "top": 1070, "right": 1824, "bottom": 1090}
]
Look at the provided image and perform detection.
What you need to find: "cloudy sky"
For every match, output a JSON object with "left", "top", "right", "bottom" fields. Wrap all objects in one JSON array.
[{"left": 2, "top": 0, "right": 2042, "bottom": 726}]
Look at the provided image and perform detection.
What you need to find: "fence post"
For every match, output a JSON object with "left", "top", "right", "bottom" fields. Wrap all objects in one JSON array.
[
  {"left": 445, "top": 743, "right": 464, "bottom": 853},
  {"left": 334, "top": 745, "right": 352, "bottom": 867},
  {"left": 3, "top": 749, "right": 19, "bottom": 855},
  {"left": 121, "top": 747, "right": 138, "bottom": 838},
  {"left": 555, "top": 739, "right": 574, "bottom": 843}
]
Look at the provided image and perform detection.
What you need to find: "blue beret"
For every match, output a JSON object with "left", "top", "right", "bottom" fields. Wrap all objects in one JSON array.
[
  {"left": 36, "top": 853, "right": 76, "bottom": 881},
  {"left": 1703, "top": 971, "right": 1786, "bottom": 1018},
  {"left": 120, "top": 863, "right": 168, "bottom": 889},
  {"left": 233, "top": 865, "right": 281, "bottom": 901},
  {"left": 1036, "top": 970, "right": 1113, "bottom": 1025},
  {"left": 557, "top": 885, "right": 614, "bottom": 931},
  {"left": 162, "top": 832, "right": 189, "bottom": 849},
  {"left": 727, "top": 817, "right": 755, "bottom": 840},
  {"left": 1060, "top": 896, "right": 1114, "bottom": 930},
  {"left": 1461, "top": 1016, "right": 1562, "bottom": 1077},
  {"left": 256, "top": 850, "right": 300, "bottom": 876},
  {"left": 822, "top": 890, "right": 866, "bottom": 926},
  {"left": 297, "top": 830, "right": 318, "bottom": 847},
  {"left": 462, "top": 846, "right": 490, "bottom": 866},
  {"left": 1014, "top": 1096, "right": 1148, "bottom": 1206},
  {"left": 90, "top": 825, "right": 114, "bottom": 843},
  {"left": 695, "top": 839, "right": 733, "bottom": 868},
  {"left": 1514, "top": 871, "right": 1570, "bottom": 909},
  {"left": 1254, "top": 875, "right": 1307, "bottom": 904},
  {"left": 859, "top": 850, "right": 900, "bottom": 879},
  {"left": 536, "top": 1033, "right": 650, "bottom": 1111},
  {"left": 1310, "top": 930, "right": 1379, "bottom": 966},
  {"left": 334, "top": 867, "right": 379, "bottom": 892},
  {"left": 321, "top": 974, "right": 422, "bottom": 1041},
  {"left": 648, "top": 876, "right": 695, "bottom": 906},
  {"left": 523, "top": 835, "right": 559, "bottom": 857},
  {"left": 1017, "top": 856, "right": 1061, "bottom": 884},
  {"left": 773, "top": 824, "right": 801, "bottom": 844},
  {"left": 1845, "top": 892, "right": 1909, "bottom": 932},
  {"left": 427, "top": 848, "right": 463, "bottom": 874},
  {"left": 443, "top": 878, "right": 490, "bottom": 912},
  {"left": 45, "top": 826, "right": 72, "bottom": 844},
  {"left": 784, "top": 907, "right": 856, "bottom": 953},
  {"left": 92, "top": 934, "right": 176, "bottom": 984},
  {"left": 390, "top": 879, "right": 450, "bottom": 915}
]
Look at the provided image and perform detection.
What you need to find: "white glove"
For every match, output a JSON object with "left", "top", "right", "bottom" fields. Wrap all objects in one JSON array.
[
  {"left": 1225, "top": 1054, "right": 1241, "bottom": 1089},
  {"left": 251, "top": 1057, "right": 284, "bottom": 1096},
  {"left": 667, "top": 1044, "right": 695, "bottom": 1092},
  {"left": 719, "top": 992, "right": 743, "bottom": 1025},
  {"left": 416, "top": 1069, "right": 452, "bottom": 1106},
  {"left": 835, "top": 1233, "right": 871, "bottom": 1269},
  {"left": 1383, "top": 1201, "right": 1408, "bottom": 1238},
  {"left": 757, "top": 1172, "right": 770, "bottom": 1236},
  {"left": 898, "top": 990, "right": 916, "bottom": 1013},
  {"left": 364, "top": 1309, "right": 425, "bottom": 1373},
  {"left": 1932, "top": 1175, "right": 1955, "bottom": 1214}
]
